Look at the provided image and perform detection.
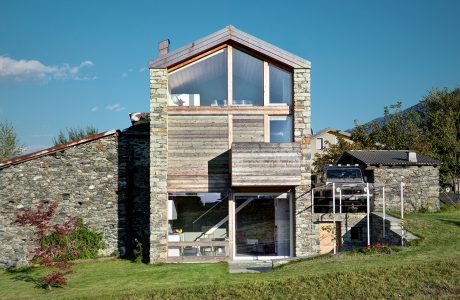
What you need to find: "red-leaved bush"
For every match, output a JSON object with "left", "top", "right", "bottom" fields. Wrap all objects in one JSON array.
[{"left": 12, "top": 201, "right": 79, "bottom": 290}]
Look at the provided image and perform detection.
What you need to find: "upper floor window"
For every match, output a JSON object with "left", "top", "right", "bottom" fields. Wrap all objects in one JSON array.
[
  {"left": 270, "top": 116, "right": 293, "bottom": 142},
  {"left": 269, "top": 64, "right": 292, "bottom": 106},
  {"left": 233, "top": 48, "right": 264, "bottom": 106},
  {"left": 316, "top": 138, "right": 324, "bottom": 150},
  {"left": 168, "top": 48, "right": 228, "bottom": 106},
  {"left": 167, "top": 46, "right": 293, "bottom": 107}
]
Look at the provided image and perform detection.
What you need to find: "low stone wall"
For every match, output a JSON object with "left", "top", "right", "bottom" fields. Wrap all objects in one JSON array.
[
  {"left": 0, "top": 134, "right": 125, "bottom": 267},
  {"left": 372, "top": 166, "right": 440, "bottom": 212},
  {"left": 309, "top": 213, "right": 368, "bottom": 253},
  {"left": 371, "top": 213, "right": 402, "bottom": 245}
]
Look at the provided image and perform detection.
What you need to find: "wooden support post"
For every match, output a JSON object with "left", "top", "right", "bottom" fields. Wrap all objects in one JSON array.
[
  {"left": 264, "top": 114, "right": 270, "bottom": 142},
  {"left": 227, "top": 46, "right": 233, "bottom": 106},
  {"left": 263, "top": 61, "right": 269, "bottom": 106}
]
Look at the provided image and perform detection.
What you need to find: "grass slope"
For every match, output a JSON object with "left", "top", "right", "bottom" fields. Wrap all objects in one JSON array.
[{"left": 1, "top": 207, "right": 459, "bottom": 299}]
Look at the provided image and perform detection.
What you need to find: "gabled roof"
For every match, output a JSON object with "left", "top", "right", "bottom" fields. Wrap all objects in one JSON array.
[
  {"left": 337, "top": 150, "right": 441, "bottom": 167},
  {"left": 313, "top": 127, "right": 351, "bottom": 138},
  {"left": 0, "top": 130, "right": 118, "bottom": 169},
  {"left": 150, "top": 25, "right": 310, "bottom": 69}
]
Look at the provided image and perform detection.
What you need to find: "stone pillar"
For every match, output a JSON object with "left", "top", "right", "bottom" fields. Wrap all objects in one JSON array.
[
  {"left": 149, "top": 68, "right": 169, "bottom": 263},
  {"left": 293, "top": 68, "right": 317, "bottom": 256}
]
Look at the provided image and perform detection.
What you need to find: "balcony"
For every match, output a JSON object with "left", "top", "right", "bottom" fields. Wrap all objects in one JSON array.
[{"left": 231, "top": 142, "right": 301, "bottom": 186}]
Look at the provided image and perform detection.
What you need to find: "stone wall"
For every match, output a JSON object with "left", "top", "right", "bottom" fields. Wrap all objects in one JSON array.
[
  {"left": 293, "top": 68, "right": 315, "bottom": 256},
  {"left": 0, "top": 134, "right": 125, "bottom": 267},
  {"left": 149, "top": 68, "right": 169, "bottom": 263},
  {"left": 315, "top": 213, "right": 368, "bottom": 251},
  {"left": 371, "top": 213, "right": 403, "bottom": 245},
  {"left": 371, "top": 166, "right": 440, "bottom": 212}
]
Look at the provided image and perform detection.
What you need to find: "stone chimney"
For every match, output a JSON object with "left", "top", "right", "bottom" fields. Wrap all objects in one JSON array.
[
  {"left": 407, "top": 151, "right": 417, "bottom": 163},
  {"left": 158, "top": 39, "right": 170, "bottom": 56}
]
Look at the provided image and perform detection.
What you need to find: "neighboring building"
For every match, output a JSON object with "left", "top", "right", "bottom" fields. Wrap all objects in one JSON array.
[
  {"left": 337, "top": 150, "right": 441, "bottom": 212},
  {"left": 0, "top": 124, "right": 151, "bottom": 267},
  {"left": 311, "top": 128, "right": 352, "bottom": 160}
]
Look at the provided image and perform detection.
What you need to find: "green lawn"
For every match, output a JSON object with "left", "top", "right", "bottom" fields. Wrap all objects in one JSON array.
[{"left": 1, "top": 206, "right": 459, "bottom": 299}]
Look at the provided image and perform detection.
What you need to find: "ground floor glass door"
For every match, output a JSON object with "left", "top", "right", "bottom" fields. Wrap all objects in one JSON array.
[{"left": 235, "top": 194, "right": 292, "bottom": 258}]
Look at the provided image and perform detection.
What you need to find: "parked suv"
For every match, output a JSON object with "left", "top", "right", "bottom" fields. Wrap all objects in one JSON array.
[{"left": 313, "top": 165, "right": 370, "bottom": 212}]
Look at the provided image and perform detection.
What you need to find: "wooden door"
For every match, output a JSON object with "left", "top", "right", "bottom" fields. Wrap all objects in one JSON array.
[{"left": 319, "top": 222, "right": 341, "bottom": 254}]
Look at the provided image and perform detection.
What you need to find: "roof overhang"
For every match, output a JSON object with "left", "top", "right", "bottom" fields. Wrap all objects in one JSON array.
[
  {"left": 149, "top": 25, "right": 311, "bottom": 70},
  {"left": 0, "top": 130, "right": 118, "bottom": 169}
]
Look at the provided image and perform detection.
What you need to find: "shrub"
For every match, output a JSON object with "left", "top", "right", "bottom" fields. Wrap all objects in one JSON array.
[
  {"left": 41, "top": 219, "right": 104, "bottom": 260},
  {"left": 12, "top": 201, "right": 104, "bottom": 290},
  {"left": 133, "top": 239, "right": 143, "bottom": 263}
]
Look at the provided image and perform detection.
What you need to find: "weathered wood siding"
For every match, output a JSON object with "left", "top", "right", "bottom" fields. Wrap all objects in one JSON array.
[
  {"left": 167, "top": 115, "right": 229, "bottom": 192},
  {"left": 231, "top": 143, "right": 301, "bottom": 186},
  {"left": 232, "top": 115, "right": 264, "bottom": 142}
]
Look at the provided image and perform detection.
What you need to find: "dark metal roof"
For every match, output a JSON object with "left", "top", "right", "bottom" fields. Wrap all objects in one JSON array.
[
  {"left": 0, "top": 130, "right": 118, "bottom": 169},
  {"left": 337, "top": 150, "right": 441, "bottom": 166},
  {"left": 149, "top": 25, "right": 311, "bottom": 69}
]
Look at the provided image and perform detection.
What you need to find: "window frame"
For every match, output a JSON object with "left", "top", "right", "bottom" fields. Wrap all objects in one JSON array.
[
  {"left": 316, "top": 138, "right": 324, "bottom": 150},
  {"left": 268, "top": 115, "right": 294, "bottom": 143},
  {"left": 167, "top": 44, "right": 293, "bottom": 108}
]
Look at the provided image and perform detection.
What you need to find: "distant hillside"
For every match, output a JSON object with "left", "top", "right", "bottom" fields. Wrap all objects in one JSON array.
[{"left": 347, "top": 102, "right": 424, "bottom": 132}]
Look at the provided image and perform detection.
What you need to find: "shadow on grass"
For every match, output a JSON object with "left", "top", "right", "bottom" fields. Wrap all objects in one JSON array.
[
  {"left": 439, "top": 218, "right": 460, "bottom": 228},
  {"left": 6, "top": 266, "right": 44, "bottom": 289}
]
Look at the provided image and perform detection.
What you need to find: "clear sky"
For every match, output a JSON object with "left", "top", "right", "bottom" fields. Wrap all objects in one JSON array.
[{"left": 1, "top": 0, "right": 459, "bottom": 152}]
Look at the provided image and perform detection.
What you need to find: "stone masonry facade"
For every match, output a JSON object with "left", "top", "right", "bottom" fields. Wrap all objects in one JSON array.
[
  {"left": 371, "top": 166, "right": 440, "bottom": 212},
  {"left": 293, "top": 68, "right": 318, "bottom": 256},
  {"left": 149, "top": 68, "right": 169, "bottom": 263},
  {"left": 0, "top": 134, "right": 125, "bottom": 267}
]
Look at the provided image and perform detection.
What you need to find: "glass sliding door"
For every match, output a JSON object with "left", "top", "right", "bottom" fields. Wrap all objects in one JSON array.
[{"left": 234, "top": 193, "right": 292, "bottom": 258}]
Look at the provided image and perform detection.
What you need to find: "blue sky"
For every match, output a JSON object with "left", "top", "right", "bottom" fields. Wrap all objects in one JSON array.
[{"left": 1, "top": 0, "right": 459, "bottom": 152}]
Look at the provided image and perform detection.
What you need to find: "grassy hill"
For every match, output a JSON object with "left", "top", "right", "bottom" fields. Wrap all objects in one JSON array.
[{"left": 1, "top": 206, "right": 459, "bottom": 299}]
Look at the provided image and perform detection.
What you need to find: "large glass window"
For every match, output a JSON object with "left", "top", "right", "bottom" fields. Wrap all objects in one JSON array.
[
  {"left": 167, "top": 193, "right": 229, "bottom": 257},
  {"left": 168, "top": 49, "right": 228, "bottom": 106},
  {"left": 167, "top": 46, "right": 294, "bottom": 108},
  {"left": 233, "top": 48, "right": 264, "bottom": 106},
  {"left": 269, "top": 116, "right": 293, "bottom": 142},
  {"left": 269, "top": 64, "right": 292, "bottom": 105}
]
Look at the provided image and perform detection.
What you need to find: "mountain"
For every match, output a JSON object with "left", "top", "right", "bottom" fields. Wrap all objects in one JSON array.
[{"left": 347, "top": 102, "right": 425, "bottom": 132}]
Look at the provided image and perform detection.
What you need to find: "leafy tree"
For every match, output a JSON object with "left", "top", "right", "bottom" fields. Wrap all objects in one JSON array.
[
  {"left": 12, "top": 202, "right": 78, "bottom": 290},
  {"left": 0, "top": 121, "right": 24, "bottom": 161},
  {"left": 421, "top": 87, "right": 460, "bottom": 191},
  {"left": 53, "top": 126, "right": 98, "bottom": 146},
  {"left": 369, "top": 102, "right": 431, "bottom": 154}
]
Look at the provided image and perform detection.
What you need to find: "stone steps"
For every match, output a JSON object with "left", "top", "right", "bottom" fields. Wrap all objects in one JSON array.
[
  {"left": 373, "top": 212, "right": 419, "bottom": 241},
  {"left": 228, "top": 260, "right": 273, "bottom": 273}
]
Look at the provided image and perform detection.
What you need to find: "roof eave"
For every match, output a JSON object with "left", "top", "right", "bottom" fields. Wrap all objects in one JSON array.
[
  {"left": 0, "top": 130, "right": 119, "bottom": 169},
  {"left": 149, "top": 25, "right": 311, "bottom": 69}
]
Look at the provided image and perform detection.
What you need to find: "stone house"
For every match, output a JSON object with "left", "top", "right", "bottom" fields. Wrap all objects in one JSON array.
[
  {"left": 0, "top": 26, "right": 441, "bottom": 267},
  {"left": 311, "top": 127, "right": 352, "bottom": 161},
  {"left": 336, "top": 150, "right": 441, "bottom": 212}
]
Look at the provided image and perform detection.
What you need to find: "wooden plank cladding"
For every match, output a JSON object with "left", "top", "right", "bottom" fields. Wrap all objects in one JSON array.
[
  {"left": 232, "top": 115, "right": 264, "bottom": 142},
  {"left": 168, "top": 105, "right": 291, "bottom": 115},
  {"left": 168, "top": 115, "right": 229, "bottom": 193},
  {"left": 231, "top": 142, "right": 301, "bottom": 186}
]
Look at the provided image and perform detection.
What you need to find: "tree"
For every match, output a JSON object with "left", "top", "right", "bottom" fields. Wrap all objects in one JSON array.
[
  {"left": 0, "top": 121, "right": 24, "bottom": 161},
  {"left": 421, "top": 87, "right": 460, "bottom": 192},
  {"left": 53, "top": 126, "right": 98, "bottom": 146},
  {"left": 12, "top": 201, "right": 78, "bottom": 289},
  {"left": 369, "top": 102, "right": 431, "bottom": 154}
]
